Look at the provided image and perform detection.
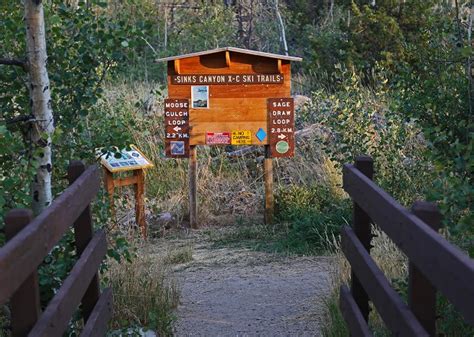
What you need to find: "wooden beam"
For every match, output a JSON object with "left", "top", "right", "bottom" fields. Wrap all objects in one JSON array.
[
  {"left": 264, "top": 145, "right": 274, "bottom": 225},
  {"left": 79, "top": 288, "right": 113, "bottom": 337},
  {"left": 134, "top": 169, "right": 146, "bottom": 237},
  {"left": 225, "top": 50, "right": 231, "bottom": 67},
  {"left": 189, "top": 146, "right": 197, "bottom": 228},
  {"left": 339, "top": 285, "right": 374, "bottom": 337},
  {"left": 343, "top": 164, "right": 474, "bottom": 325},
  {"left": 29, "top": 230, "right": 107, "bottom": 337},
  {"left": 5, "top": 209, "right": 41, "bottom": 337},
  {"left": 277, "top": 59, "right": 282, "bottom": 73},
  {"left": 174, "top": 59, "right": 181, "bottom": 74},
  {"left": 0, "top": 165, "right": 101, "bottom": 305},
  {"left": 341, "top": 226, "right": 429, "bottom": 337},
  {"left": 408, "top": 202, "right": 441, "bottom": 337}
]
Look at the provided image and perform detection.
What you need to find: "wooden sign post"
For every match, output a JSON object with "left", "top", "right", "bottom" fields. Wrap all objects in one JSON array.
[
  {"left": 157, "top": 47, "right": 302, "bottom": 227},
  {"left": 99, "top": 145, "right": 153, "bottom": 237}
]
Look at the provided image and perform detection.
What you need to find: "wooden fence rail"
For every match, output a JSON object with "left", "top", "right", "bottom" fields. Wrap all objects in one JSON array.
[
  {"left": 0, "top": 161, "right": 112, "bottom": 337},
  {"left": 340, "top": 156, "right": 474, "bottom": 337}
]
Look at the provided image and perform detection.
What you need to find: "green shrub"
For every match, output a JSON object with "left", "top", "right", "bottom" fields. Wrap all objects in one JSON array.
[{"left": 275, "top": 184, "right": 350, "bottom": 254}]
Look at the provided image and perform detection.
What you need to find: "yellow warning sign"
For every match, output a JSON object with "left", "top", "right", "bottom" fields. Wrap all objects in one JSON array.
[{"left": 231, "top": 130, "right": 252, "bottom": 145}]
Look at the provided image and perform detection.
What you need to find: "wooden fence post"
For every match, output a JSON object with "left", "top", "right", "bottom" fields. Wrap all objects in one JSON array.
[
  {"left": 264, "top": 145, "right": 274, "bottom": 225},
  {"left": 189, "top": 145, "right": 198, "bottom": 229},
  {"left": 351, "top": 155, "right": 374, "bottom": 322},
  {"left": 5, "top": 209, "right": 41, "bottom": 337},
  {"left": 68, "top": 161, "right": 100, "bottom": 322},
  {"left": 409, "top": 201, "right": 442, "bottom": 337},
  {"left": 134, "top": 169, "right": 146, "bottom": 237}
]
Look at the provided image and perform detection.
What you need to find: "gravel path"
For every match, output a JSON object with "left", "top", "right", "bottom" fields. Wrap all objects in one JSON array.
[{"left": 170, "top": 239, "right": 334, "bottom": 337}]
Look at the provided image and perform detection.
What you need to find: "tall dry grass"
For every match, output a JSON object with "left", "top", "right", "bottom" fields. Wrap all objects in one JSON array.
[
  {"left": 99, "top": 80, "right": 336, "bottom": 229},
  {"left": 105, "top": 238, "right": 181, "bottom": 336},
  {"left": 322, "top": 226, "right": 408, "bottom": 336}
]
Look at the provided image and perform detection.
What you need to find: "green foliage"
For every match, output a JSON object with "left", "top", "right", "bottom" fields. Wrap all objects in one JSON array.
[
  {"left": 275, "top": 184, "right": 350, "bottom": 254},
  {"left": 307, "top": 68, "right": 431, "bottom": 205}
]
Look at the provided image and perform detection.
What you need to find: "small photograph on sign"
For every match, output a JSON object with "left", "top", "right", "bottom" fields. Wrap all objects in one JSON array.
[
  {"left": 206, "top": 132, "right": 231, "bottom": 145},
  {"left": 191, "top": 86, "right": 209, "bottom": 109},
  {"left": 231, "top": 130, "right": 252, "bottom": 145},
  {"left": 170, "top": 141, "right": 186, "bottom": 155}
]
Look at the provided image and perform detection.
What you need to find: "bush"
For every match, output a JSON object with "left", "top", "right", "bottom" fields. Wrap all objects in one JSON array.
[{"left": 275, "top": 184, "right": 350, "bottom": 254}]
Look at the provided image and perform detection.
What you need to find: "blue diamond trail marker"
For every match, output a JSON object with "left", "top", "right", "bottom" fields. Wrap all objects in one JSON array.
[{"left": 256, "top": 128, "right": 267, "bottom": 142}]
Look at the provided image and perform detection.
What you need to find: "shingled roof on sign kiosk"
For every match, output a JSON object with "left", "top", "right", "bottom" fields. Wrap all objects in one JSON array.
[{"left": 155, "top": 47, "right": 303, "bottom": 63}]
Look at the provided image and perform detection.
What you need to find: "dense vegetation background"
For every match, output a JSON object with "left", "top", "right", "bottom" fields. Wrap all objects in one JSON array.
[{"left": 0, "top": 0, "right": 472, "bottom": 335}]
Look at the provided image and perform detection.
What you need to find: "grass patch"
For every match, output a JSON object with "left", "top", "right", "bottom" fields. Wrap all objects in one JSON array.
[
  {"left": 106, "top": 248, "right": 180, "bottom": 336},
  {"left": 162, "top": 245, "right": 194, "bottom": 265}
]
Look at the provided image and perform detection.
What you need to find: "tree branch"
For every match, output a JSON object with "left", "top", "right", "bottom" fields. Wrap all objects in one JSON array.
[{"left": 0, "top": 57, "right": 27, "bottom": 71}]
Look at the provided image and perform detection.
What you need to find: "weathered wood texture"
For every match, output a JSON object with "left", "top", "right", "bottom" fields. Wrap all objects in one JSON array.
[
  {"left": 68, "top": 161, "right": 101, "bottom": 321},
  {"left": 264, "top": 145, "right": 273, "bottom": 225},
  {"left": 342, "top": 226, "right": 429, "bottom": 337},
  {"left": 340, "top": 157, "right": 474, "bottom": 337},
  {"left": 29, "top": 231, "right": 107, "bottom": 337},
  {"left": 0, "top": 161, "right": 112, "bottom": 337},
  {"left": 350, "top": 156, "right": 373, "bottom": 323},
  {"left": 167, "top": 51, "right": 291, "bottom": 146},
  {"left": 0, "top": 165, "right": 100, "bottom": 304},
  {"left": 5, "top": 209, "right": 41, "bottom": 337},
  {"left": 339, "top": 285, "right": 373, "bottom": 337},
  {"left": 343, "top": 163, "right": 474, "bottom": 325},
  {"left": 80, "top": 288, "right": 113, "bottom": 337},
  {"left": 189, "top": 145, "right": 198, "bottom": 228},
  {"left": 408, "top": 201, "right": 441, "bottom": 337},
  {"left": 102, "top": 167, "right": 148, "bottom": 237}
]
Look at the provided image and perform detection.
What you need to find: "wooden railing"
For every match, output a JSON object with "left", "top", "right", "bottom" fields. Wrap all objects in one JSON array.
[
  {"left": 340, "top": 156, "right": 474, "bottom": 337},
  {"left": 0, "top": 161, "right": 112, "bottom": 337}
]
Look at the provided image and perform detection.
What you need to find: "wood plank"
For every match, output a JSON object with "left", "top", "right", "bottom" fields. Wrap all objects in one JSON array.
[
  {"left": 68, "top": 161, "right": 101, "bottom": 322},
  {"left": 190, "top": 122, "right": 270, "bottom": 145},
  {"left": 168, "top": 81, "right": 290, "bottom": 99},
  {"left": 0, "top": 165, "right": 101, "bottom": 305},
  {"left": 343, "top": 164, "right": 474, "bottom": 325},
  {"left": 156, "top": 46, "right": 302, "bottom": 62},
  {"left": 113, "top": 175, "right": 138, "bottom": 187},
  {"left": 5, "top": 209, "right": 41, "bottom": 337},
  {"left": 341, "top": 226, "right": 429, "bottom": 337},
  {"left": 264, "top": 146, "right": 273, "bottom": 224},
  {"left": 29, "top": 230, "right": 107, "bottom": 337},
  {"left": 188, "top": 98, "right": 268, "bottom": 122},
  {"left": 408, "top": 202, "right": 441, "bottom": 337},
  {"left": 339, "top": 285, "right": 374, "bottom": 337},
  {"left": 172, "top": 53, "right": 291, "bottom": 75},
  {"left": 189, "top": 146, "right": 198, "bottom": 228},
  {"left": 79, "top": 288, "right": 113, "bottom": 337},
  {"left": 351, "top": 156, "right": 373, "bottom": 322}
]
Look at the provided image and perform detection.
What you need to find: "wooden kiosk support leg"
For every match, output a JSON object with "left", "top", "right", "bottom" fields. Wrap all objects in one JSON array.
[
  {"left": 189, "top": 145, "right": 198, "bottom": 229},
  {"left": 134, "top": 169, "right": 146, "bottom": 237},
  {"left": 103, "top": 168, "right": 115, "bottom": 218},
  {"left": 264, "top": 145, "right": 274, "bottom": 225}
]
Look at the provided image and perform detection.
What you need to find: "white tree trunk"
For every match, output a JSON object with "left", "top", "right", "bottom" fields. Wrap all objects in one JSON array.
[
  {"left": 24, "top": 0, "right": 54, "bottom": 214},
  {"left": 275, "top": 0, "right": 288, "bottom": 56}
]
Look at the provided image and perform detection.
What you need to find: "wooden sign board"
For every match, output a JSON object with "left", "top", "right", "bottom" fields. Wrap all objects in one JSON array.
[
  {"left": 99, "top": 145, "right": 153, "bottom": 173},
  {"left": 161, "top": 48, "right": 300, "bottom": 148},
  {"left": 157, "top": 47, "right": 302, "bottom": 228},
  {"left": 164, "top": 98, "right": 190, "bottom": 158},
  {"left": 267, "top": 98, "right": 295, "bottom": 158}
]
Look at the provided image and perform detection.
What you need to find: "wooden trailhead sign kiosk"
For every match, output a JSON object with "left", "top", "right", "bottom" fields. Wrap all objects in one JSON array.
[
  {"left": 99, "top": 145, "right": 154, "bottom": 237},
  {"left": 157, "top": 47, "right": 302, "bottom": 228}
]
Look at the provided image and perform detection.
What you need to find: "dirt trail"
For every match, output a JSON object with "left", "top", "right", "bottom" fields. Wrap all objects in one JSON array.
[{"left": 159, "top": 231, "right": 334, "bottom": 337}]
